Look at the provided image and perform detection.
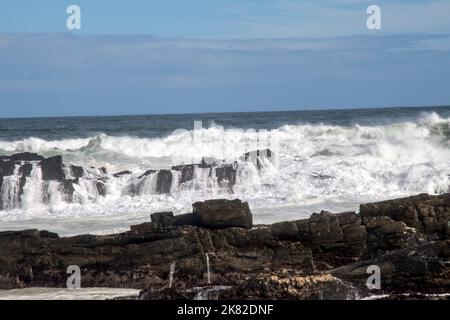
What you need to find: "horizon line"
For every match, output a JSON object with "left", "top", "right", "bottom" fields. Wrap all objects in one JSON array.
[
  {"left": 1, "top": 104, "right": 449, "bottom": 121},
  {"left": 2, "top": 31, "right": 449, "bottom": 41}
]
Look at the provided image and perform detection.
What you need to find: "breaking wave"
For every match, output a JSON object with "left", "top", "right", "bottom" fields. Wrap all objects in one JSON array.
[{"left": 0, "top": 111, "right": 449, "bottom": 233}]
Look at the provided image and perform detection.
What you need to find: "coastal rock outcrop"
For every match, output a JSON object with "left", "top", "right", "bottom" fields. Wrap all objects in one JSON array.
[
  {"left": 0, "top": 153, "right": 105, "bottom": 209},
  {"left": 360, "top": 193, "right": 450, "bottom": 240},
  {"left": 331, "top": 240, "right": 450, "bottom": 294},
  {"left": 0, "top": 193, "right": 448, "bottom": 299},
  {"left": 0, "top": 151, "right": 273, "bottom": 210}
]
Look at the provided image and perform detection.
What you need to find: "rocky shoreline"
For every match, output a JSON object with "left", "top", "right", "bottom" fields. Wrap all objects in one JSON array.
[{"left": 0, "top": 193, "right": 449, "bottom": 300}]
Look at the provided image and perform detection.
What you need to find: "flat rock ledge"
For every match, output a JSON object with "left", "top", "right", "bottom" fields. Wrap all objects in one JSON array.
[{"left": 0, "top": 194, "right": 449, "bottom": 300}]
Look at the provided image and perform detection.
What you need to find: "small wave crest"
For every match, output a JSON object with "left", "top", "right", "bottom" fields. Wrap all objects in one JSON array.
[{"left": 417, "top": 111, "right": 450, "bottom": 126}]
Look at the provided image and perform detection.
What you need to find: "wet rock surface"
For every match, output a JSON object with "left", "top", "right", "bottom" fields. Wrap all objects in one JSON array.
[
  {"left": 0, "top": 193, "right": 448, "bottom": 299},
  {"left": 0, "top": 151, "right": 273, "bottom": 210},
  {"left": 0, "top": 153, "right": 104, "bottom": 210},
  {"left": 193, "top": 199, "right": 253, "bottom": 229}
]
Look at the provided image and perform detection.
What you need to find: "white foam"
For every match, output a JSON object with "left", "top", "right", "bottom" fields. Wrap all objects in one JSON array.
[
  {"left": 417, "top": 111, "right": 450, "bottom": 126},
  {"left": 0, "top": 287, "right": 140, "bottom": 300},
  {"left": 0, "top": 165, "right": 21, "bottom": 210},
  {"left": 21, "top": 164, "right": 44, "bottom": 210},
  {"left": 0, "top": 137, "right": 90, "bottom": 153}
]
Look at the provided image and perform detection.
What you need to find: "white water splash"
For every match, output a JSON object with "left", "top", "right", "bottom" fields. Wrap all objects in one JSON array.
[
  {"left": 0, "top": 287, "right": 140, "bottom": 300},
  {"left": 206, "top": 253, "right": 211, "bottom": 285},
  {"left": 0, "top": 112, "right": 449, "bottom": 235},
  {"left": 0, "top": 165, "right": 21, "bottom": 210},
  {"left": 169, "top": 262, "right": 176, "bottom": 289}
]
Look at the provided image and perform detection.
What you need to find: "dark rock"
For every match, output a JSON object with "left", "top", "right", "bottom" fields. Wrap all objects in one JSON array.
[
  {"left": 289, "top": 211, "right": 368, "bottom": 258},
  {"left": 173, "top": 213, "right": 200, "bottom": 227},
  {"left": 215, "top": 164, "right": 237, "bottom": 190},
  {"left": 113, "top": 170, "right": 132, "bottom": 178},
  {"left": 130, "top": 222, "right": 154, "bottom": 234},
  {"left": 70, "top": 165, "right": 84, "bottom": 179},
  {"left": 0, "top": 159, "right": 16, "bottom": 177},
  {"left": 337, "top": 211, "right": 360, "bottom": 225},
  {"left": 40, "top": 155, "right": 65, "bottom": 181},
  {"left": 271, "top": 221, "right": 300, "bottom": 241},
  {"left": 309, "top": 211, "right": 344, "bottom": 244},
  {"left": 331, "top": 240, "right": 450, "bottom": 294},
  {"left": 295, "top": 219, "right": 311, "bottom": 241},
  {"left": 151, "top": 212, "right": 175, "bottom": 229},
  {"left": 19, "top": 162, "right": 33, "bottom": 177},
  {"left": 0, "top": 229, "right": 40, "bottom": 238},
  {"left": 193, "top": 199, "right": 253, "bottom": 229},
  {"left": 363, "top": 216, "right": 409, "bottom": 235},
  {"left": 1, "top": 152, "right": 45, "bottom": 162},
  {"left": 200, "top": 158, "right": 216, "bottom": 167},
  {"left": 138, "top": 169, "right": 156, "bottom": 179},
  {"left": 95, "top": 181, "right": 107, "bottom": 197},
  {"left": 171, "top": 165, "right": 195, "bottom": 184},
  {"left": 60, "top": 180, "right": 76, "bottom": 202},
  {"left": 363, "top": 216, "right": 417, "bottom": 254},
  {"left": 337, "top": 212, "right": 367, "bottom": 242},
  {"left": 156, "top": 170, "right": 173, "bottom": 194},
  {"left": 38, "top": 230, "right": 59, "bottom": 239},
  {"left": 0, "top": 193, "right": 449, "bottom": 300},
  {"left": 341, "top": 223, "right": 367, "bottom": 242},
  {"left": 0, "top": 153, "right": 117, "bottom": 209},
  {"left": 360, "top": 193, "right": 450, "bottom": 240},
  {"left": 144, "top": 212, "right": 200, "bottom": 229}
]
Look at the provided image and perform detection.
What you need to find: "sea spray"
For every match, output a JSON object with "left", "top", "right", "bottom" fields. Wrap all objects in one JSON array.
[
  {"left": 169, "top": 262, "right": 176, "bottom": 289},
  {"left": 0, "top": 165, "right": 21, "bottom": 210},
  {"left": 21, "top": 163, "right": 44, "bottom": 210},
  {"left": 193, "top": 286, "right": 232, "bottom": 301},
  {"left": 206, "top": 253, "right": 211, "bottom": 285}
]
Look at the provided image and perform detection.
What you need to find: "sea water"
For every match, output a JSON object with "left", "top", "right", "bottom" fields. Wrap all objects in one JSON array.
[{"left": 0, "top": 106, "right": 449, "bottom": 236}]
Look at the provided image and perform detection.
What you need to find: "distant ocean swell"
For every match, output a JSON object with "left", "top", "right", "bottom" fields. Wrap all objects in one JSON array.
[{"left": 0, "top": 111, "right": 449, "bottom": 227}]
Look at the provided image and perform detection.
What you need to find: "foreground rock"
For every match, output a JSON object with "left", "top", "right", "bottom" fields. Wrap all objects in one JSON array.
[
  {"left": 148, "top": 199, "right": 253, "bottom": 229},
  {"left": 0, "top": 193, "right": 448, "bottom": 299},
  {"left": 193, "top": 199, "right": 253, "bottom": 229}
]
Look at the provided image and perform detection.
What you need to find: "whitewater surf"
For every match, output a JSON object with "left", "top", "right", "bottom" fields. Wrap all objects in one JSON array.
[{"left": 0, "top": 107, "right": 449, "bottom": 236}]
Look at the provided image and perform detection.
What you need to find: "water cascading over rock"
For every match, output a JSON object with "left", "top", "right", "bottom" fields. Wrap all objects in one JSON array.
[
  {"left": 0, "top": 153, "right": 104, "bottom": 210},
  {"left": 0, "top": 150, "right": 274, "bottom": 211}
]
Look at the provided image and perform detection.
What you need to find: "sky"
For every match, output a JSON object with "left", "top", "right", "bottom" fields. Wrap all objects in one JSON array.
[{"left": 0, "top": 0, "right": 450, "bottom": 117}]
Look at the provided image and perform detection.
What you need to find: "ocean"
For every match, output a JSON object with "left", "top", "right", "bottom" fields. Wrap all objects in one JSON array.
[{"left": 1, "top": 106, "right": 449, "bottom": 236}]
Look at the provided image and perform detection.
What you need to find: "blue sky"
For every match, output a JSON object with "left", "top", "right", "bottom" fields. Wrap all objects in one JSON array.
[{"left": 0, "top": 0, "right": 450, "bottom": 117}]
